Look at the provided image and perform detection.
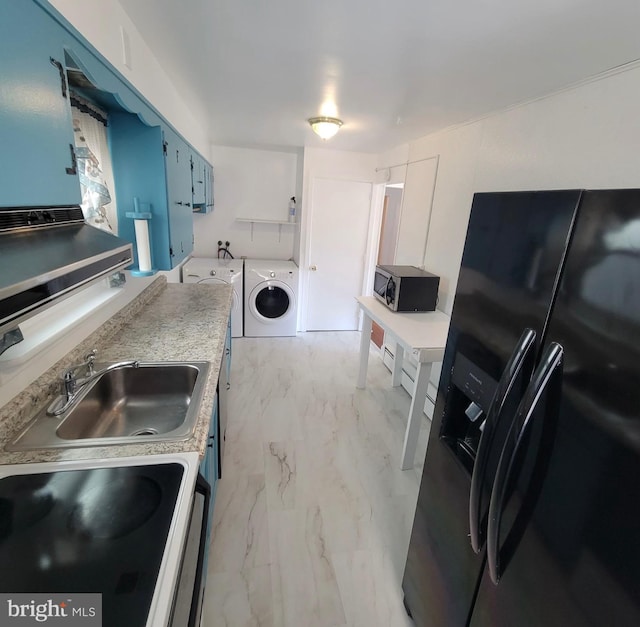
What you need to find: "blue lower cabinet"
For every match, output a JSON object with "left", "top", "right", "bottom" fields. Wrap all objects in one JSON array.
[
  {"left": 225, "top": 318, "right": 232, "bottom": 390},
  {"left": 200, "top": 394, "right": 218, "bottom": 576}
]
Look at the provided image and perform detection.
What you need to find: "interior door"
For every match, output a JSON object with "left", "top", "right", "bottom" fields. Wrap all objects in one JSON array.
[{"left": 305, "top": 178, "right": 372, "bottom": 330}]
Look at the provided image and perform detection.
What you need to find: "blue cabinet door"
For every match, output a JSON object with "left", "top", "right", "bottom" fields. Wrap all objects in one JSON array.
[
  {"left": 200, "top": 393, "right": 219, "bottom": 577},
  {"left": 226, "top": 316, "right": 232, "bottom": 387},
  {"left": 163, "top": 127, "right": 193, "bottom": 266},
  {"left": 206, "top": 163, "right": 215, "bottom": 212},
  {"left": 109, "top": 114, "right": 173, "bottom": 271},
  {"left": 192, "top": 153, "right": 206, "bottom": 206},
  {"left": 0, "top": 1, "right": 81, "bottom": 208}
]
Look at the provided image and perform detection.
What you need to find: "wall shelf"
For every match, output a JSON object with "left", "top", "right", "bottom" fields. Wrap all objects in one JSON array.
[
  {"left": 236, "top": 218, "right": 294, "bottom": 225},
  {"left": 236, "top": 218, "right": 296, "bottom": 241}
]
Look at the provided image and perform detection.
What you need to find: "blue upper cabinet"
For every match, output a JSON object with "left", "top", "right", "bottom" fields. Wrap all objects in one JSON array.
[
  {"left": 207, "top": 163, "right": 215, "bottom": 211},
  {"left": 109, "top": 114, "right": 172, "bottom": 270},
  {"left": 194, "top": 159, "right": 214, "bottom": 214},
  {"left": 192, "top": 153, "right": 206, "bottom": 207},
  {"left": 1, "top": 0, "right": 213, "bottom": 265},
  {"left": 110, "top": 118, "right": 197, "bottom": 270},
  {"left": 163, "top": 127, "right": 194, "bottom": 266},
  {"left": 0, "top": 1, "right": 81, "bottom": 208}
]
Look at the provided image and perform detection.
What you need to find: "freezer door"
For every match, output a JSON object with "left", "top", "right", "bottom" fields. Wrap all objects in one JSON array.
[
  {"left": 470, "top": 189, "right": 640, "bottom": 627},
  {"left": 402, "top": 190, "right": 581, "bottom": 625}
]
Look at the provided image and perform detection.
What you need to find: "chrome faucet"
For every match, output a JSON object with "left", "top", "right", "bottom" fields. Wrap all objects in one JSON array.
[{"left": 47, "top": 350, "right": 139, "bottom": 416}]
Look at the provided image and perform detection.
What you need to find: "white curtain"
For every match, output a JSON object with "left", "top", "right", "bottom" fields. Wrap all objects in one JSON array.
[{"left": 71, "top": 106, "right": 118, "bottom": 233}]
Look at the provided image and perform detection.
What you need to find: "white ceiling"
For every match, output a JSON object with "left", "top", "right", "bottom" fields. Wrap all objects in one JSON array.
[{"left": 118, "top": 0, "right": 640, "bottom": 153}]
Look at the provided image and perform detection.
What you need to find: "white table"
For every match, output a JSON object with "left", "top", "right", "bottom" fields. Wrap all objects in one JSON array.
[{"left": 356, "top": 296, "right": 450, "bottom": 470}]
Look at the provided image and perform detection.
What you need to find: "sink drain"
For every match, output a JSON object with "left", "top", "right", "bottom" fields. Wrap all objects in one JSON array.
[{"left": 130, "top": 428, "right": 159, "bottom": 437}]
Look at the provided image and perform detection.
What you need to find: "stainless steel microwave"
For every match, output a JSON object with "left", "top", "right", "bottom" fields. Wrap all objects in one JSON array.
[{"left": 373, "top": 264, "right": 439, "bottom": 312}]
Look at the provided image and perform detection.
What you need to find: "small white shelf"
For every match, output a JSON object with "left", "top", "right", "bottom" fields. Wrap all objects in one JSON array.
[
  {"left": 236, "top": 217, "right": 296, "bottom": 241},
  {"left": 236, "top": 218, "right": 294, "bottom": 225}
]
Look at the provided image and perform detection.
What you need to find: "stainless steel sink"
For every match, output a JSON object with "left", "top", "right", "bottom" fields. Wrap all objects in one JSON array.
[{"left": 8, "top": 361, "right": 210, "bottom": 450}]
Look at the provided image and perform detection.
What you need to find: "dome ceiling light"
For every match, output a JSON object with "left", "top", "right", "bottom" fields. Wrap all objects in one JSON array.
[{"left": 308, "top": 116, "right": 343, "bottom": 140}]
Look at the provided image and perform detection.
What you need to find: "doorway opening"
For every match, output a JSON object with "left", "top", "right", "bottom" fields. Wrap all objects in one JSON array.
[{"left": 371, "top": 182, "right": 404, "bottom": 348}]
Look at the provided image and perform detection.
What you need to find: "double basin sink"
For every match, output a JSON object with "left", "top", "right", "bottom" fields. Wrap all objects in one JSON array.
[{"left": 8, "top": 361, "right": 210, "bottom": 451}]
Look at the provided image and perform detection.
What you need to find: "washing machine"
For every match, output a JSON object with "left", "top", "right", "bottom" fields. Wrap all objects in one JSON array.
[
  {"left": 182, "top": 257, "right": 244, "bottom": 337},
  {"left": 244, "top": 260, "right": 298, "bottom": 337}
]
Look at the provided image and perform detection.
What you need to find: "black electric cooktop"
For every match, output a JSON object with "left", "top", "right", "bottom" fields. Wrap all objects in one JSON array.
[{"left": 0, "top": 463, "right": 184, "bottom": 627}]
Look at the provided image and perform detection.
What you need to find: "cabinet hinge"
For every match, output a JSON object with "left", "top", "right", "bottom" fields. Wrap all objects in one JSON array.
[
  {"left": 163, "top": 141, "right": 168, "bottom": 156},
  {"left": 49, "top": 57, "right": 68, "bottom": 99}
]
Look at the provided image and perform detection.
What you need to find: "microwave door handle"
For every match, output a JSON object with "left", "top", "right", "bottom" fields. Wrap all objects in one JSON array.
[
  {"left": 385, "top": 276, "right": 393, "bottom": 305},
  {"left": 469, "top": 328, "right": 536, "bottom": 553},
  {"left": 486, "top": 342, "right": 564, "bottom": 585}
]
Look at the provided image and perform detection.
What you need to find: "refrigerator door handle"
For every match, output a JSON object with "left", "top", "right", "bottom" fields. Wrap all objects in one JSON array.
[
  {"left": 469, "top": 327, "right": 537, "bottom": 553},
  {"left": 486, "top": 342, "right": 564, "bottom": 584}
]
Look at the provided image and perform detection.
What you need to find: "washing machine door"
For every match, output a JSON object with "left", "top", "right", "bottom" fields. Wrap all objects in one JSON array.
[
  {"left": 249, "top": 280, "right": 295, "bottom": 322},
  {"left": 197, "top": 277, "right": 240, "bottom": 315}
]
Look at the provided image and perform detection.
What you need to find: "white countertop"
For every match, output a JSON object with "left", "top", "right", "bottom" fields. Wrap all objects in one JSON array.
[{"left": 356, "top": 296, "right": 450, "bottom": 362}]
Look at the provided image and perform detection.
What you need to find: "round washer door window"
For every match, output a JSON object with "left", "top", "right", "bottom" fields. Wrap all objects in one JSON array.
[{"left": 250, "top": 280, "right": 295, "bottom": 322}]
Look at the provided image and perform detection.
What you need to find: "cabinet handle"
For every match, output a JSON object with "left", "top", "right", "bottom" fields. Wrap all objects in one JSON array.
[
  {"left": 226, "top": 382, "right": 230, "bottom": 391},
  {"left": 49, "top": 57, "right": 67, "bottom": 99},
  {"left": 175, "top": 201, "right": 183, "bottom": 206},
  {"left": 186, "top": 202, "right": 191, "bottom": 207},
  {"left": 65, "top": 144, "right": 77, "bottom": 175}
]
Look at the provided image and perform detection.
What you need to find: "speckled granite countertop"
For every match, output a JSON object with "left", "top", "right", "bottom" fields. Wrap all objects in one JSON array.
[{"left": 0, "top": 276, "right": 233, "bottom": 465}]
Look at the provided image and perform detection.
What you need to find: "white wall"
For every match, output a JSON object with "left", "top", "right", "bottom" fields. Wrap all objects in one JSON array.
[
  {"left": 48, "top": 0, "right": 209, "bottom": 156},
  {"left": 193, "top": 145, "right": 301, "bottom": 260},
  {"left": 379, "top": 61, "right": 640, "bottom": 388}
]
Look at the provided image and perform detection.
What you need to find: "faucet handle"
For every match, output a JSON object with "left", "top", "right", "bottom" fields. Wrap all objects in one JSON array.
[{"left": 85, "top": 349, "right": 97, "bottom": 375}]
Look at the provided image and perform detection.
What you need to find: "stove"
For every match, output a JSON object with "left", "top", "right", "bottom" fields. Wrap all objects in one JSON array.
[{"left": 0, "top": 453, "right": 199, "bottom": 626}]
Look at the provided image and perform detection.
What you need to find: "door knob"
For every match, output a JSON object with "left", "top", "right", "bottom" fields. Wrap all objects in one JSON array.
[{"left": 310, "top": 265, "right": 317, "bottom": 271}]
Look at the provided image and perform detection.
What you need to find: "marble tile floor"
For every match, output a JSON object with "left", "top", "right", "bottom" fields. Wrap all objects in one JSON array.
[{"left": 201, "top": 332, "right": 432, "bottom": 627}]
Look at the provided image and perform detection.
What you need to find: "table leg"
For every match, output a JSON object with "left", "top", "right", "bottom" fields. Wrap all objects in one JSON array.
[
  {"left": 391, "top": 342, "right": 404, "bottom": 387},
  {"left": 401, "top": 361, "right": 433, "bottom": 470},
  {"left": 357, "top": 313, "right": 373, "bottom": 389}
]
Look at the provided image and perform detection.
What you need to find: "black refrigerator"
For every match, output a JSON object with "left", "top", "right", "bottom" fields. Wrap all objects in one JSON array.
[{"left": 402, "top": 189, "right": 640, "bottom": 626}]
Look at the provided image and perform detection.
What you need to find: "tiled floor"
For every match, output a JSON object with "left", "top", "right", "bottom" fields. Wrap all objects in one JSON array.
[{"left": 201, "top": 332, "right": 431, "bottom": 627}]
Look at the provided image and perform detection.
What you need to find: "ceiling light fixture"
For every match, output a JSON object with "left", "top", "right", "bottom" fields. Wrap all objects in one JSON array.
[{"left": 308, "top": 116, "right": 343, "bottom": 140}]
